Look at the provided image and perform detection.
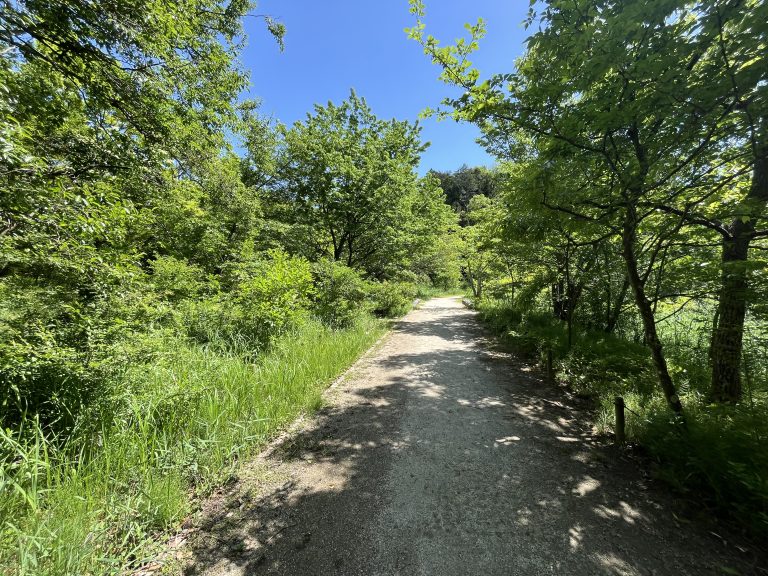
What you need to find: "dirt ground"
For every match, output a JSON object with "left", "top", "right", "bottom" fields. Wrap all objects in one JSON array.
[{"left": 175, "top": 297, "right": 765, "bottom": 575}]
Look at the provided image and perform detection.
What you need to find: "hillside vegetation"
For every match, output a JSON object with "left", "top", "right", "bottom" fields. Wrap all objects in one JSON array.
[{"left": 0, "top": 2, "right": 459, "bottom": 573}]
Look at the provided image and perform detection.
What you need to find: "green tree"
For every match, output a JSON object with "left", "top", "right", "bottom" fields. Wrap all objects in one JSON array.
[
  {"left": 274, "top": 91, "right": 427, "bottom": 277},
  {"left": 430, "top": 164, "right": 497, "bottom": 221},
  {"left": 408, "top": 0, "right": 767, "bottom": 409}
]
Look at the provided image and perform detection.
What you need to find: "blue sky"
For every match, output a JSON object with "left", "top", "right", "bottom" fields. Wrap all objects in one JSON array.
[{"left": 242, "top": 1, "right": 531, "bottom": 174}]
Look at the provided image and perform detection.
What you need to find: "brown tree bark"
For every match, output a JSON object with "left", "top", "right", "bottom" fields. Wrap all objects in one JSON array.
[
  {"left": 622, "top": 204, "right": 683, "bottom": 413},
  {"left": 709, "top": 127, "right": 767, "bottom": 402}
]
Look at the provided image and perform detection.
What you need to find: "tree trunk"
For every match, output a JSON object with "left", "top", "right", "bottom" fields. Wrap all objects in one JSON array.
[
  {"left": 605, "top": 277, "right": 629, "bottom": 334},
  {"left": 622, "top": 204, "right": 683, "bottom": 413},
  {"left": 709, "top": 129, "right": 768, "bottom": 402},
  {"left": 551, "top": 281, "right": 566, "bottom": 320}
]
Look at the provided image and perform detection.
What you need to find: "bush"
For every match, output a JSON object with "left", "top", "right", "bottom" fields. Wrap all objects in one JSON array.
[
  {"left": 484, "top": 278, "right": 516, "bottom": 300},
  {"left": 475, "top": 297, "right": 523, "bottom": 333},
  {"left": 475, "top": 296, "right": 768, "bottom": 539},
  {"left": 367, "top": 281, "right": 416, "bottom": 317},
  {"left": 559, "top": 336, "right": 654, "bottom": 398},
  {"left": 185, "top": 250, "right": 313, "bottom": 352},
  {"left": 476, "top": 299, "right": 654, "bottom": 396},
  {"left": 0, "top": 280, "right": 124, "bottom": 433},
  {"left": 150, "top": 256, "right": 216, "bottom": 302},
  {"left": 639, "top": 402, "right": 768, "bottom": 538},
  {"left": 311, "top": 259, "right": 370, "bottom": 328},
  {"left": 232, "top": 250, "right": 313, "bottom": 345}
]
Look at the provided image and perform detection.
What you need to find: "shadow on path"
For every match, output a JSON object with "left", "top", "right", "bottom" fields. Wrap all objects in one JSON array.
[{"left": 182, "top": 298, "right": 764, "bottom": 576}]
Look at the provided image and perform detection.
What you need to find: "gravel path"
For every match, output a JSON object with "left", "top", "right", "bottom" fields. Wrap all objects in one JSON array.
[{"left": 180, "top": 297, "right": 761, "bottom": 576}]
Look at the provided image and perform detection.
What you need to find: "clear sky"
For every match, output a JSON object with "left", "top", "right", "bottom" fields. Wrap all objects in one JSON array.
[{"left": 242, "top": 1, "right": 531, "bottom": 174}]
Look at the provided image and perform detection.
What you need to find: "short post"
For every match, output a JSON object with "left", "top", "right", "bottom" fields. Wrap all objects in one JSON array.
[
  {"left": 546, "top": 346, "right": 554, "bottom": 384},
  {"left": 614, "top": 396, "right": 626, "bottom": 446}
]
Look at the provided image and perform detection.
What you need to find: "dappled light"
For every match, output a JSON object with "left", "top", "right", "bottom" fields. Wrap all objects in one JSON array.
[
  {"left": 2, "top": 0, "right": 766, "bottom": 572},
  {"left": 181, "top": 299, "right": 757, "bottom": 575}
]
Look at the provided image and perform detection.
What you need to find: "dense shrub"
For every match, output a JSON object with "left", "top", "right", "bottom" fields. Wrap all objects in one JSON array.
[
  {"left": 476, "top": 298, "right": 655, "bottom": 396},
  {"left": 639, "top": 403, "right": 768, "bottom": 537},
  {"left": 368, "top": 281, "right": 416, "bottom": 317},
  {"left": 150, "top": 256, "right": 217, "bottom": 302},
  {"left": 475, "top": 296, "right": 768, "bottom": 539},
  {"left": 231, "top": 250, "right": 313, "bottom": 344},
  {"left": 0, "top": 280, "right": 124, "bottom": 433},
  {"left": 185, "top": 250, "right": 313, "bottom": 352},
  {"left": 0, "top": 319, "right": 385, "bottom": 574},
  {"left": 311, "top": 259, "right": 370, "bottom": 328}
]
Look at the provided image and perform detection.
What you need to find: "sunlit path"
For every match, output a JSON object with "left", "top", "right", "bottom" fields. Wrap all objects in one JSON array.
[{"left": 183, "top": 298, "right": 753, "bottom": 576}]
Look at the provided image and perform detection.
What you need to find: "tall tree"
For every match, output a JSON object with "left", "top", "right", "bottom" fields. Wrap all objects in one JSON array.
[
  {"left": 407, "top": 0, "right": 768, "bottom": 410},
  {"left": 274, "top": 91, "right": 427, "bottom": 277},
  {"left": 430, "top": 164, "right": 496, "bottom": 220}
]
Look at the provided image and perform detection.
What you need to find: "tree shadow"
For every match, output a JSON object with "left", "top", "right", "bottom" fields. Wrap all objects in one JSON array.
[{"left": 182, "top": 300, "right": 765, "bottom": 575}]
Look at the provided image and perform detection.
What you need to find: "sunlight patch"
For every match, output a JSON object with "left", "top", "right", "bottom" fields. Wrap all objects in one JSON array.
[
  {"left": 592, "top": 552, "right": 642, "bottom": 576},
  {"left": 572, "top": 476, "right": 600, "bottom": 497},
  {"left": 568, "top": 524, "right": 583, "bottom": 552},
  {"left": 494, "top": 435, "right": 521, "bottom": 446}
]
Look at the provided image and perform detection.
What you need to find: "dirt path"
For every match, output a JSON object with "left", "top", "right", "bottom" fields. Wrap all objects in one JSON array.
[{"left": 179, "top": 297, "right": 761, "bottom": 575}]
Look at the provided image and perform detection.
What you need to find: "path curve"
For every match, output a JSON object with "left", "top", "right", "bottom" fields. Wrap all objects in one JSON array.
[{"left": 182, "top": 297, "right": 759, "bottom": 576}]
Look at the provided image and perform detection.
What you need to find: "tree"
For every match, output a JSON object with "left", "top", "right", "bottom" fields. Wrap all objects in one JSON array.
[
  {"left": 460, "top": 195, "right": 506, "bottom": 298},
  {"left": 408, "top": 0, "right": 767, "bottom": 409},
  {"left": 430, "top": 164, "right": 496, "bottom": 220},
  {"left": 0, "top": 0, "right": 283, "bottom": 429},
  {"left": 274, "top": 91, "right": 427, "bottom": 277},
  {"left": 0, "top": 0, "right": 283, "bottom": 149},
  {"left": 401, "top": 173, "right": 462, "bottom": 288}
]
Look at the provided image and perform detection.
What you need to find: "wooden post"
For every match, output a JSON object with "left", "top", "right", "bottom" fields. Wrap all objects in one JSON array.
[
  {"left": 614, "top": 396, "right": 626, "bottom": 446},
  {"left": 546, "top": 346, "right": 554, "bottom": 384}
]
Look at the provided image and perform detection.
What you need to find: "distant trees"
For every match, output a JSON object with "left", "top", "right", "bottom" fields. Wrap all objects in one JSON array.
[
  {"left": 270, "top": 91, "right": 459, "bottom": 282},
  {"left": 430, "top": 165, "right": 497, "bottom": 217}
]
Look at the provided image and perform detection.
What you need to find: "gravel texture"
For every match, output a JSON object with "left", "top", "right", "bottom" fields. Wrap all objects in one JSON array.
[{"left": 179, "top": 297, "right": 763, "bottom": 576}]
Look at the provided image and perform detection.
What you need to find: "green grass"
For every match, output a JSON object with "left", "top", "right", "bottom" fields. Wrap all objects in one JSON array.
[{"left": 0, "top": 317, "right": 385, "bottom": 575}]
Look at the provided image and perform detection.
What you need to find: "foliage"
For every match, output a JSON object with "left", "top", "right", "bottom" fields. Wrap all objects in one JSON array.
[
  {"left": 0, "top": 319, "right": 384, "bottom": 575},
  {"left": 1, "top": 1, "right": 457, "bottom": 571},
  {"left": 274, "top": 91, "right": 424, "bottom": 274},
  {"left": 270, "top": 91, "right": 460, "bottom": 282},
  {"left": 476, "top": 296, "right": 768, "bottom": 537},
  {"left": 402, "top": 174, "right": 463, "bottom": 288},
  {"left": 230, "top": 250, "right": 314, "bottom": 347},
  {"left": 409, "top": 0, "right": 768, "bottom": 410},
  {"left": 0, "top": 0, "right": 282, "bottom": 148},
  {"left": 430, "top": 164, "right": 497, "bottom": 218},
  {"left": 639, "top": 403, "right": 768, "bottom": 538},
  {"left": 368, "top": 281, "right": 417, "bottom": 318},
  {"left": 311, "top": 259, "right": 370, "bottom": 328}
]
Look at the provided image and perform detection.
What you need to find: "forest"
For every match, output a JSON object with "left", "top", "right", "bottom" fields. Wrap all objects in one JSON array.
[{"left": 1, "top": 0, "right": 767, "bottom": 573}]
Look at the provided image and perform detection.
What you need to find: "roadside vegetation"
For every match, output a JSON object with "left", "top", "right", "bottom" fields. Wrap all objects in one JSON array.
[
  {"left": 3, "top": 0, "right": 767, "bottom": 572},
  {"left": 410, "top": 0, "right": 768, "bottom": 539},
  {"left": 0, "top": 2, "right": 460, "bottom": 573}
]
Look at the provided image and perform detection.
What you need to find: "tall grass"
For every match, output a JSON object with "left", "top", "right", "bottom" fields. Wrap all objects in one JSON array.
[
  {"left": 414, "top": 284, "right": 462, "bottom": 299},
  {"left": 0, "top": 317, "right": 384, "bottom": 575}
]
